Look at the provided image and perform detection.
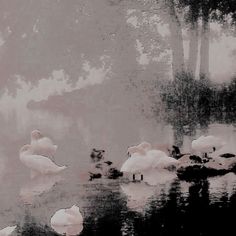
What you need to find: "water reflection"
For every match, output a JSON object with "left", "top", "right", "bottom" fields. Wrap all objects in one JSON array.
[
  {"left": 20, "top": 213, "right": 57, "bottom": 236},
  {"left": 143, "top": 169, "right": 177, "bottom": 186},
  {"left": 20, "top": 174, "right": 63, "bottom": 204},
  {"left": 208, "top": 173, "right": 236, "bottom": 202},
  {"left": 120, "top": 182, "right": 156, "bottom": 213},
  {"left": 0, "top": 93, "right": 235, "bottom": 235},
  {"left": 51, "top": 224, "right": 83, "bottom": 236},
  {"left": 0, "top": 175, "right": 234, "bottom": 235}
]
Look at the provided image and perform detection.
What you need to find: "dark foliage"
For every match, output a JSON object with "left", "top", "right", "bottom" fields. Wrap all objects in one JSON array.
[{"left": 161, "top": 73, "right": 236, "bottom": 124}]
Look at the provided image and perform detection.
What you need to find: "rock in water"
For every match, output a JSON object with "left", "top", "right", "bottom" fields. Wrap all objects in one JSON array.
[
  {"left": 106, "top": 168, "right": 123, "bottom": 179},
  {"left": 89, "top": 172, "right": 102, "bottom": 181},
  {"left": 189, "top": 155, "right": 203, "bottom": 164},
  {"left": 90, "top": 148, "right": 105, "bottom": 162},
  {"left": 177, "top": 155, "right": 236, "bottom": 181},
  {"left": 220, "top": 153, "right": 236, "bottom": 158},
  {"left": 177, "top": 165, "right": 229, "bottom": 181}
]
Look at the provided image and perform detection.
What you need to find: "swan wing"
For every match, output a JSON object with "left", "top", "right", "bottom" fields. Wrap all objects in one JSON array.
[
  {"left": 0, "top": 226, "right": 17, "bottom": 236},
  {"left": 20, "top": 154, "right": 65, "bottom": 174},
  {"left": 121, "top": 155, "right": 153, "bottom": 173},
  {"left": 51, "top": 209, "right": 68, "bottom": 226},
  {"left": 192, "top": 136, "right": 224, "bottom": 152},
  {"left": 51, "top": 207, "right": 83, "bottom": 226}
]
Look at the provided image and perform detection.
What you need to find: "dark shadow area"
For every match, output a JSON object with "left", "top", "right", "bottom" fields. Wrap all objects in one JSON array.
[{"left": 161, "top": 72, "right": 236, "bottom": 145}]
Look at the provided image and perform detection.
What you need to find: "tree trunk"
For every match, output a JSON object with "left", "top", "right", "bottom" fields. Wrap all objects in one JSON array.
[
  {"left": 188, "top": 22, "right": 199, "bottom": 76},
  {"left": 200, "top": 6, "right": 210, "bottom": 79},
  {"left": 187, "top": 2, "right": 199, "bottom": 76},
  {"left": 166, "top": 0, "right": 185, "bottom": 77}
]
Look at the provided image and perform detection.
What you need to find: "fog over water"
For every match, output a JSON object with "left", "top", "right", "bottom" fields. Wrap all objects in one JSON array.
[{"left": 0, "top": 0, "right": 236, "bottom": 235}]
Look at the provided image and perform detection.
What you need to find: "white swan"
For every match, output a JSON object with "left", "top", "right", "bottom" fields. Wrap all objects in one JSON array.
[
  {"left": 31, "top": 130, "right": 57, "bottom": 159},
  {"left": 147, "top": 150, "right": 179, "bottom": 168},
  {"left": 0, "top": 226, "right": 17, "bottom": 236},
  {"left": 19, "top": 145, "right": 67, "bottom": 177},
  {"left": 127, "top": 146, "right": 145, "bottom": 157},
  {"left": 138, "top": 142, "right": 152, "bottom": 152},
  {"left": 127, "top": 141, "right": 151, "bottom": 157},
  {"left": 151, "top": 143, "right": 171, "bottom": 155},
  {"left": 192, "top": 135, "right": 225, "bottom": 157},
  {"left": 51, "top": 205, "right": 83, "bottom": 236},
  {"left": 121, "top": 149, "right": 178, "bottom": 181}
]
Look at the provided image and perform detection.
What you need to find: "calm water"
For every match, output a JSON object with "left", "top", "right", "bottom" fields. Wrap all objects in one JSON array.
[{"left": 0, "top": 106, "right": 236, "bottom": 236}]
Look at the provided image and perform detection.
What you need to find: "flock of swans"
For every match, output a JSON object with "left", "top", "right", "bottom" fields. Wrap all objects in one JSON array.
[
  {"left": 121, "top": 136, "right": 225, "bottom": 181},
  {"left": 0, "top": 129, "right": 229, "bottom": 236},
  {"left": 1, "top": 130, "right": 82, "bottom": 236}
]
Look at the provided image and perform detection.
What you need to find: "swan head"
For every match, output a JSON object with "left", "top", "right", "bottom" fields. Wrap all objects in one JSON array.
[
  {"left": 70, "top": 205, "right": 80, "bottom": 212},
  {"left": 127, "top": 145, "right": 146, "bottom": 156},
  {"left": 139, "top": 142, "right": 151, "bottom": 150},
  {"left": 64, "top": 205, "right": 81, "bottom": 217},
  {"left": 31, "top": 129, "right": 43, "bottom": 140},
  {"left": 20, "top": 144, "right": 33, "bottom": 155}
]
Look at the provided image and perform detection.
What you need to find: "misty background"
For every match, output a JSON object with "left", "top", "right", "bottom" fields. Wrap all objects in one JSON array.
[
  {"left": 0, "top": 0, "right": 235, "bottom": 149},
  {"left": 0, "top": 1, "right": 236, "bottom": 235}
]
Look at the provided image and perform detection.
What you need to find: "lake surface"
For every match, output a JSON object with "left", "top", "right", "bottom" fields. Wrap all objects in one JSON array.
[{"left": 0, "top": 106, "right": 236, "bottom": 236}]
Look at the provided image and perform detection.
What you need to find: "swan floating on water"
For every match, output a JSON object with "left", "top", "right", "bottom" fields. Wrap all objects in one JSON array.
[
  {"left": 0, "top": 226, "right": 17, "bottom": 236},
  {"left": 121, "top": 149, "right": 178, "bottom": 181},
  {"left": 31, "top": 130, "right": 57, "bottom": 160},
  {"left": 192, "top": 135, "right": 225, "bottom": 157},
  {"left": 19, "top": 144, "right": 67, "bottom": 177},
  {"left": 51, "top": 205, "right": 83, "bottom": 236}
]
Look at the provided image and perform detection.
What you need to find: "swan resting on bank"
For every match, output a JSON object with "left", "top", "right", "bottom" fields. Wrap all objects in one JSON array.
[
  {"left": 30, "top": 129, "right": 58, "bottom": 159},
  {"left": 191, "top": 135, "right": 225, "bottom": 157},
  {"left": 121, "top": 149, "right": 178, "bottom": 181},
  {"left": 127, "top": 142, "right": 152, "bottom": 157},
  {"left": 19, "top": 144, "right": 67, "bottom": 177}
]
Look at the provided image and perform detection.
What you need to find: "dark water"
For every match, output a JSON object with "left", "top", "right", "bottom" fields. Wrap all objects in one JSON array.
[
  {"left": 5, "top": 177, "right": 236, "bottom": 236},
  {"left": 0, "top": 104, "right": 236, "bottom": 236}
]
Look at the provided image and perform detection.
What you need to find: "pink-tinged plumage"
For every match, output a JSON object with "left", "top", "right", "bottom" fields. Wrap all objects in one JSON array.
[
  {"left": 127, "top": 141, "right": 151, "bottom": 156},
  {"left": 0, "top": 225, "right": 17, "bottom": 236},
  {"left": 30, "top": 130, "right": 57, "bottom": 159},
  {"left": 121, "top": 149, "right": 178, "bottom": 174},
  {"left": 51, "top": 205, "right": 83, "bottom": 235},
  {"left": 19, "top": 145, "right": 67, "bottom": 176},
  {"left": 192, "top": 135, "right": 225, "bottom": 153},
  {"left": 152, "top": 143, "right": 171, "bottom": 155}
]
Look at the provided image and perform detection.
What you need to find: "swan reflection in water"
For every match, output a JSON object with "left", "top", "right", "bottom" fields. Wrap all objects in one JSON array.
[
  {"left": 51, "top": 223, "right": 83, "bottom": 236},
  {"left": 208, "top": 173, "right": 236, "bottom": 201},
  {"left": 20, "top": 174, "right": 63, "bottom": 204},
  {"left": 121, "top": 181, "right": 156, "bottom": 213},
  {"left": 120, "top": 169, "right": 177, "bottom": 212}
]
